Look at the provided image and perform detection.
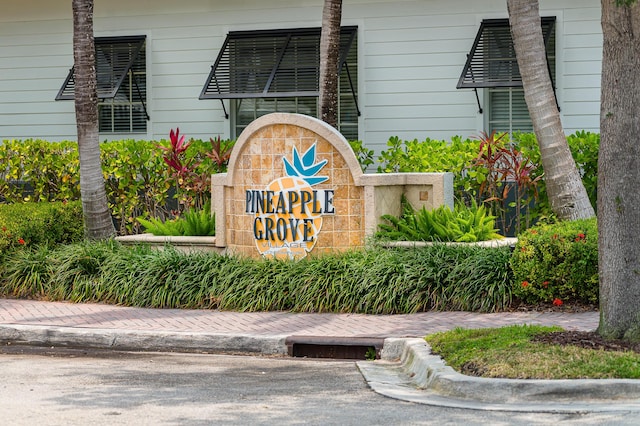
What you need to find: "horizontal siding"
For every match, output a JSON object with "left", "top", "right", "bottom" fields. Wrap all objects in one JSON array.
[
  {"left": 564, "top": 46, "right": 601, "bottom": 62},
  {"left": 564, "top": 61, "right": 601, "bottom": 76},
  {"left": 365, "top": 117, "right": 475, "bottom": 133},
  {"left": 562, "top": 115, "right": 601, "bottom": 134},
  {"left": 558, "top": 5, "right": 602, "bottom": 135},
  {"left": 563, "top": 87, "right": 600, "bottom": 103},
  {"left": 366, "top": 65, "right": 464, "bottom": 82},
  {"left": 563, "top": 74, "right": 601, "bottom": 89},
  {"left": 366, "top": 91, "right": 472, "bottom": 106},
  {"left": 366, "top": 79, "right": 462, "bottom": 95},
  {"left": 0, "top": 124, "right": 78, "bottom": 139},
  {"left": 367, "top": 104, "right": 476, "bottom": 120},
  {"left": 0, "top": 0, "right": 603, "bottom": 152}
]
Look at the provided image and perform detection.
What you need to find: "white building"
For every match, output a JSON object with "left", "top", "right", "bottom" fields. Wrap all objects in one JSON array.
[{"left": 0, "top": 0, "right": 602, "bottom": 153}]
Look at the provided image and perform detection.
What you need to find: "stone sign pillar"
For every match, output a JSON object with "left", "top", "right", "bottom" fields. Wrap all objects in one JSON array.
[{"left": 211, "top": 113, "right": 453, "bottom": 259}]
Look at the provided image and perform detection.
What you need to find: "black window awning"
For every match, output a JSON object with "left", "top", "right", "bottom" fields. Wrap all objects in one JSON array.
[
  {"left": 199, "top": 26, "right": 358, "bottom": 100},
  {"left": 457, "top": 17, "right": 556, "bottom": 89},
  {"left": 56, "top": 35, "right": 146, "bottom": 100}
]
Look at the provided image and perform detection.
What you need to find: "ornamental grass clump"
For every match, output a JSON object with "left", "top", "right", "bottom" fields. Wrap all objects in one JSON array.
[{"left": 0, "top": 242, "right": 514, "bottom": 313}]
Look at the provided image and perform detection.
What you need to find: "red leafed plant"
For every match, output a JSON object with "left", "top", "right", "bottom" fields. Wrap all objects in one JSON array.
[
  {"left": 156, "top": 128, "right": 208, "bottom": 211},
  {"left": 156, "top": 128, "right": 235, "bottom": 213},
  {"left": 207, "top": 136, "right": 234, "bottom": 173},
  {"left": 471, "top": 131, "right": 542, "bottom": 236},
  {"left": 158, "top": 128, "right": 194, "bottom": 179}
]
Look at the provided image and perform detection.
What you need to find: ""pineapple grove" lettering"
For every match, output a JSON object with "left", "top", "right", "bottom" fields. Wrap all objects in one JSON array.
[
  {"left": 245, "top": 189, "right": 335, "bottom": 242},
  {"left": 245, "top": 189, "right": 335, "bottom": 215}
]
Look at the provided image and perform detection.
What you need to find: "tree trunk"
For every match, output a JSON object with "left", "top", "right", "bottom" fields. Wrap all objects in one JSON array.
[
  {"left": 598, "top": 0, "right": 640, "bottom": 341},
  {"left": 72, "top": 0, "right": 116, "bottom": 239},
  {"left": 507, "top": 0, "right": 595, "bottom": 221},
  {"left": 319, "top": 0, "right": 342, "bottom": 128}
]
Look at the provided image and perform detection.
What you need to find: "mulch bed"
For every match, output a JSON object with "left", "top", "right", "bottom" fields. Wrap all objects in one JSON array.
[
  {"left": 508, "top": 301, "right": 599, "bottom": 313},
  {"left": 533, "top": 330, "right": 640, "bottom": 354},
  {"left": 508, "top": 302, "right": 640, "bottom": 354}
]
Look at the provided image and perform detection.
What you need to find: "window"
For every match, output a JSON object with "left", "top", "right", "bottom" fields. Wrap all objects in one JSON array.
[
  {"left": 200, "top": 27, "right": 359, "bottom": 140},
  {"left": 457, "top": 18, "right": 556, "bottom": 134},
  {"left": 56, "top": 35, "right": 148, "bottom": 133}
]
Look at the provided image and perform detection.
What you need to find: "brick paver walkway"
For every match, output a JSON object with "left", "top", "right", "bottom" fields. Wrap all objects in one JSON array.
[{"left": 0, "top": 298, "right": 599, "bottom": 338}]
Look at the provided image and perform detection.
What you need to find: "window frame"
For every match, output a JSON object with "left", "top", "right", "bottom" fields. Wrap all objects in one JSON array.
[
  {"left": 200, "top": 26, "right": 357, "bottom": 99},
  {"left": 457, "top": 17, "right": 556, "bottom": 90},
  {"left": 56, "top": 35, "right": 148, "bottom": 134},
  {"left": 201, "top": 26, "right": 359, "bottom": 140}
]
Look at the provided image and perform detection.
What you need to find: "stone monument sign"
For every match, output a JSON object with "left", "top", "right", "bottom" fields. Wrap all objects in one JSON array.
[{"left": 211, "top": 113, "right": 452, "bottom": 259}]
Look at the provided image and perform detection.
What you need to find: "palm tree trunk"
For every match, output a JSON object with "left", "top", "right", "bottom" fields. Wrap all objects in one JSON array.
[
  {"left": 72, "top": 0, "right": 116, "bottom": 239},
  {"left": 507, "top": 0, "right": 595, "bottom": 220},
  {"left": 319, "top": 0, "right": 343, "bottom": 128}
]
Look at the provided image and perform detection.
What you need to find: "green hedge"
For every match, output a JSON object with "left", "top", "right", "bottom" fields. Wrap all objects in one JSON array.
[
  {"left": 0, "top": 139, "right": 80, "bottom": 203},
  {"left": 0, "top": 201, "right": 84, "bottom": 257},
  {"left": 516, "top": 130, "right": 599, "bottom": 215},
  {"left": 1, "top": 131, "right": 598, "bottom": 236},
  {"left": 376, "top": 131, "right": 599, "bottom": 234},
  {"left": 0, "top": 242, "right": 514, "bottom": 313},
  {"left": 0, "top": 138, "right": 232, "bottom": 234},
  {"left": 510, "top": 218, "right": 598, "bottom": 305}
]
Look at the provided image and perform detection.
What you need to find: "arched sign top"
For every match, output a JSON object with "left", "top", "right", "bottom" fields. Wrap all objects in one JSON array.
[{"left": 223, "top": 113, "right": 363, "bottom": 188}]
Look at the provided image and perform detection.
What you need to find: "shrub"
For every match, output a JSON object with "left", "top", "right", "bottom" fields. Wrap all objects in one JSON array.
[
  {"left": 0, "top": 201, "right": 84, "bottom": 257},
  {"left": 100, "top": 139, "right": 170, "bottom": 234},
  {"left": 348, "top": 140, "right": 374, "bottom": 171},
  {"left": 510, "top": 218, "right": 598, "bottom": 305},
  {"left": 377, "top": 136, "right": 479, "bottom": 196},
  {"left": 1, "top": 242, "right": 514, "bottom": 313},
  {"left": 0, "top": 139, "right": 80, "bottom": 203},
  {"left": 515, "top": 130, "right": 599, "bottom": 215},
  {"left": 0, "top": 137, "right": 234, "bottom": 235},
  {"left": 156, "top": 130, "right": 234, "bottom": 211}
]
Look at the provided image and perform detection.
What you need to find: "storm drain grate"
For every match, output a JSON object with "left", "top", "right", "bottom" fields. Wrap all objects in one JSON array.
[{"left": 285, "top": 336, "right": 384, "bottom": 360}]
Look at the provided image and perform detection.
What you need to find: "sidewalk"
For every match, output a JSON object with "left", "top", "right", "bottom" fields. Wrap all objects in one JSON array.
[
  {"left": 0, "top": 297, "right": 600, "bottom": 361},
  {"left": 0, "top": 298, "right": 598, "bottom": 344}
]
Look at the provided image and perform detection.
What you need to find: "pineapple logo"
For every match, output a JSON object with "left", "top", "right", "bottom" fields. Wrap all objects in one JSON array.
[{"left": 245, "top": 142, "right": 335, "bottom": 260}]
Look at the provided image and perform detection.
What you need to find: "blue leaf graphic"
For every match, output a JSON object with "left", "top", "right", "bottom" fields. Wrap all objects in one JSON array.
[
  {"left": 283, "top": 157, "right": 300, "bottom": 177},
  {"left": 282, "top": 142, "right": 328, "bottom": 185},
  {"left": 292, "top": 146, "right": 306, "bottom": 174},
  {"left": 300, "top": 159, "right": 328, "bottom": 177},
  {"left": 301, "top": 145, "right": 317, "bottom": 168},
  {"left": 304, "top": 176, "right": 329, "bottom": 186}
]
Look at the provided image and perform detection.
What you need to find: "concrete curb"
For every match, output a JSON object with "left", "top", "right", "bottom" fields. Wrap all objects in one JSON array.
[
  {"left": 0, "top": 324, "right": 288, "bottom": 356},
  {"left": 357, "top": 337, "right": 640, "bottom": 413},
  {"left": 5, "top": 322, "right": 640, "bottom": 413}
]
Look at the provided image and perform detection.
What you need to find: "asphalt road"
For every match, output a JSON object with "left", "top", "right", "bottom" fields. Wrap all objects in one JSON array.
[{"left": 0, "top": 346, "right": 637, "bottom": 425}]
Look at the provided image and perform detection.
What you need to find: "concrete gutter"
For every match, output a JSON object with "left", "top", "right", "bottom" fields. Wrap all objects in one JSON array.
[
  {"left": 4, "top": 322, "right": 640, "bottom": 413},
  {"left": 357, "top": 338, "right": 640, "bottom": 413},
  {"left": 0, "top": 324, "right": 288, "bottom": 356}
]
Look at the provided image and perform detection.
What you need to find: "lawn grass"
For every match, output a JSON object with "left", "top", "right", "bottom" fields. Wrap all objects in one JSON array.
[{"left": 425, "top": 325, "right": 640, "bottom": 379}]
